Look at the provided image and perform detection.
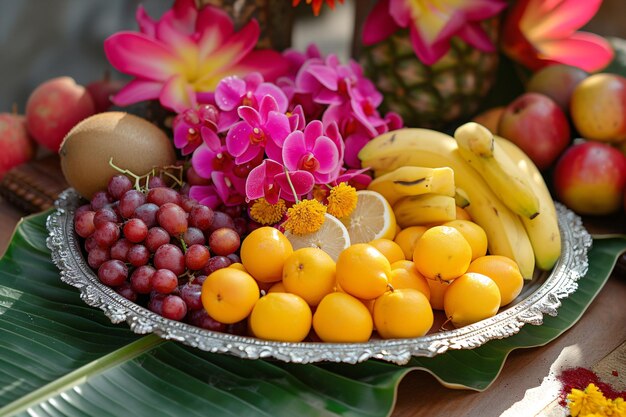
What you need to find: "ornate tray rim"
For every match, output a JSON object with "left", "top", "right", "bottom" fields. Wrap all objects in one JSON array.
[{"left": 46, "top": 188, "right": 592, "bottom": 365}]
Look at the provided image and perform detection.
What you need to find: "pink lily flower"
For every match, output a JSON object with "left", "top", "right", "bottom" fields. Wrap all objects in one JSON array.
[
  {"left": 104, "top": 0, "right": 289, "bottom": 113},
  {"left": 282, "top": 120, "right": 343, "bottom": 184},
  {"left": 225, "top": 95, "right": 292, "bottom": 165},
  {"left": 501, "top": 0, "right": 614, "bottom": 72},
  {"left": 361, "top": 0, "right": 507, "bottom": 65},
  {"left": 246, "top": 159, "right": 315, "bottom": 203}
]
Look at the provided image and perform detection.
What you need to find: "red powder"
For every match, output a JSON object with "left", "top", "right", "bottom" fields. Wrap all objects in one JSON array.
[
  {"left": 613, "top": 370, "right": 619, "bottom": 377},
  {"left": 557, "top": 367, "right": 626, "bottom": 406}
]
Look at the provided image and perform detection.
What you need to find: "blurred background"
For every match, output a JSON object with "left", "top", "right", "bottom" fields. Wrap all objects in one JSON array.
[{"left": 0, "top": 0, "right": 624, "bottom": 112}]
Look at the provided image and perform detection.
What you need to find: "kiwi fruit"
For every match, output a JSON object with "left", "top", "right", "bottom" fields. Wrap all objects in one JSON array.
[{"left": 59, "top": 112, "right": 177, "bottom": 199}]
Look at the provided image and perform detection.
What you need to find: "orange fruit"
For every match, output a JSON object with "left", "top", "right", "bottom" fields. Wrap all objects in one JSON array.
[
  {"left": 249, "top": 293, "right": 312, "bottom": 342},
  {"left": 443, "top": 272, "right": 501, "bottom": 327},
  {"left": 443, "top": 219, "right": 488, "bottom": 261},
  {"left": 336, "top": 243, "right": 391, "bottom": 300},
  {"left": 455, "top": 206, "right": 472, "bottom": 221},
  {"left": 241, "top": 227, "right": 293, "bottom": 283},
  {"left": 374, "top": 288, "right": 433, "bottom": 339},
  {"left": 368, "top": 238, "right": 406, "bottom": 264},
  {"left": 389, "top": 260, "right": 431, "bottom": 300},
  {"left": 313, "top": 292, "right": 373, "bottom": 342},
  {"left": 467, "top": 255, "right": 524, "bottom": 306},
  {"left": 413, "top": 226, "right": 472, "bottom": 281},
  {"left": 426, "top": 277, "right": 452, "bottom": 310},
  {"left": 393, "top": 226, "right": 428, "bottom": 260},
  {"left": 201, "top": 268, "right": 260, "bottom": 324},
  {"left": 282, "top": 247, "right": 336, "bottom": 306},
  {"left": 268, "top": 281, "right": 287, "bottom": 293}
]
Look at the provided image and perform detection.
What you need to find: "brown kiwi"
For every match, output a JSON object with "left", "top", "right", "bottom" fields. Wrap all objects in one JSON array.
[{"left": 59, "top": 112, "right": 177, "bottom": 199}]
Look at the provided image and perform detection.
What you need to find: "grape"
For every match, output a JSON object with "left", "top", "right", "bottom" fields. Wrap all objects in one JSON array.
[
  {"left": 185, "top": 244, "right": 210, "bottom": 270},
  {"left": 93, "top": 207, "right": 119, "bottom": 227},
  {"left": 116, "top": 282, "right": 137, "bottom": 302},
  {"left": 194, "top": 274, "right": 208, "bottom": 286},
  {"left": 75, "top": 210, "right": 96, "bottom": 238},
  {"left": 186, "top": 166, "right": 211, "bottom": 186},
  {"left": 130, "top": 265, "right": 155, "bottom": 294},
  {"left": 93, "top": 221, "right": 120, "bottom": 247},
  {"left": 110, "top": 238, "right": 133, "bottom": 261},
  {"left": 123, "top": 218, "right": 148, "bottom": 243},
  {"left": 182, "top": 227, "right": 205, "bottom": 246},
  {"left": 157, "top": 203, "right": 188, "bottom": 236},
  {"left": 145, "top": 227, "right": 170, "bottom": 252},
  {"left": 202, "top": 256, "right": 231, "bottom": 275},
  {"left": 88, "top": 246, "right": 110, "bottom": 269},
  {"left": 84, "top": 236, "right": 98, "bottom": 253},
  {"left": 148, "top": 292, "right": 166, "bottom": 315},
  {"left": 226, "top": 253, "right": 241, "bottom": 264},
  {"left": 153, "top": 244, "right": 185, "bottom": 275},
  {"left": 179, "top": 281, "right": 203, "bottom": 310},
  {"left": 233, "top": 217, "right": 248, "bottom": 237},
  {"left": 208, "top": 228, "right": 240, "bottom": 256},
  {"left": 161, "top": 295, "right": 187, "bottom": 321},
  {"left": 108, "top": 175, "right": 133, "bottom": 200},
  {"left": 127, "top": 244, "right": 150, "bottom": 267},
  {"left": 148, "top": 176, "right": 167, "bottom": 189},
  {"left": 222, "top": 205, "right": 243, "bottom": 219},
  {"left": 181, "top": 196, "right": 198, "bottom": 213},
  {"left": 187, "top": 309, "right": 227, "bottom": 331},
  {"left": 152, "top": 269, "right": 179, "bottom": 294},
  {"left": 97, "top": 260, "right": 128, "bottom": 287},
  {"left": 75, "top": 203, "right": 92, "bottom": 217},
  {"left": 147, "top": 187, "right": 181, "bottom": 206},
  {"left": 119, "top": 189, "right": 146, "bottom": 218},
  {"left": 208, "top": 211, "right": 235, "bottom": 232},
  {"left": 133, "top": 203, "right": 159, "bottom": 227},
  {"left": 91, "top": 191, "right": 113, "bottom": 211},
  {"left": 189, "top": 205, "right": 214, "bottom": 231}
]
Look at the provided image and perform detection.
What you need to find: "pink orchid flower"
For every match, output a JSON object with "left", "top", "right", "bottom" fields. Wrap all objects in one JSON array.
[
  {"left": 226, "top": 95, "right": 292, "bottom": 165},
  {"left": 173, "top": 104, "right": 220, "bottom": 155},
  {"left": 246, "top": 159, "right": 315, "bottom": 203},
  {"left": 282, "top": 120, "right": 343, "bottom": 184},
  {"left": 334, "top": 167, "right": 373, "bottom": 189},
  {"left": 501, "top": 0, "right": 614, "bottom": 72},
  {"left": 104, "top": 0, "right": 288, "bottom": 113},
  {"left": 362, "top": 0, "right": 507, "bottom": 65}
]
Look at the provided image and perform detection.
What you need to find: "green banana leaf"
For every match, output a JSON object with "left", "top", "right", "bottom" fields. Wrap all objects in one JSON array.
[{"left": 0, "top": 211, "right": 624, "bottom": 417}]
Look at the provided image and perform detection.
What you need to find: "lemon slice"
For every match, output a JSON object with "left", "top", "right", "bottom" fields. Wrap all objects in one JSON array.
[
  {"left": 340, "top": 190, "right": 396, "bottom": 244},
  {"left": 284, "top": 213, "right": 350, "bottom": 262}
]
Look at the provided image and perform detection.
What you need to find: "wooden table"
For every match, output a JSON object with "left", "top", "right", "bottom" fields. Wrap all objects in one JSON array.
[{"left": 0, "top": 195, "right": 624, "bottom": 417}]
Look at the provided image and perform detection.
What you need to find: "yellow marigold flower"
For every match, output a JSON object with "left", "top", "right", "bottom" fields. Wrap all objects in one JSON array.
[
  {"left": 605, "top": 397, "right": 626, "bottom": 417},
  {"left": 326, "top": 182, "right": 357, "bottom": 219},
  {"left": 249, "top": 198, "right": 287, "bottom": 225},
  {"left": 567, "top": 384, "right": 608, "bottom": 417},
  {"left": 283, "top": 199, "right": 327, "bottom": 235}
]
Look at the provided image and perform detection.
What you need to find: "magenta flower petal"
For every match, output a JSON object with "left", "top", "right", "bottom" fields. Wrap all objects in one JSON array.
[
  {"left": 111, "top": 79, "right": 163, "bottom": 106},
  {"left": 196, "top": 6, "right": 235, "bottom": 59},
  {"left": 258, "top": 95, "right": 280, "bottom": 119},
  {"left": 304, "top": 120, "right": 324, "bottom": 148},
  {"left": 191, "top": 143, "right": 218, "bottom": 178},
  {"left": 282, "top": 131, "right": 306, "bottom": 170},
  {"left": 215, "top": 76, "right": 246, "bottom": 111},
  {"left": 255, "top": 83, "right": 289, "bottom": 113},
  {"left": 344, "top": 132, "right": 371, "bottom": 168},
  {"left": 104, "top": 33, "right": 179, "bottom": 81},
  {"left": 521, "top": 0, "right": 601, "bottom": 40},
  {"left": 238, "top": 106, "right": 262, "bottom": 128},
  {"left": 226, "top": 121, "right": 253, "bottom": 158},
  {"left": 275, "top": 171, "right": 315, "bottom": 200},
  {"left": 136, "top": 6, "right": 156, "bottom": 37},
  {"left": 160, "top": 75, "right": 196, "bottom": 112},
  {"left": 189, "top": 185, "right": 221, "bottom": 209},
  {"left": 200, "top": 126, "right": 221, "bottom": 151},
  {"left": 311, "top": 137, "right": 340, "bottom": 173},
  {"left": 362, "top": 0, "right": 398, "bottom": 45},
  {"left": 232, "top": 50, "right": 290, "bottom": 83},
  {"left": 264, "top": 112, "right": 291, "bottom": 146},
  {"left": 536, "top": 32, "right": 615, "bottom": 72},
  {"left": 457, "top": 23, "right": 497, "bottom": 53}
]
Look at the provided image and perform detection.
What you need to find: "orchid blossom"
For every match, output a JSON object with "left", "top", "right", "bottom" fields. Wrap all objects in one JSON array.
[
  {"left": 246, "top": 159, "right": 315, "bottom": 203},
  {"left": 501, "top": 0, "right": 614, "bottom": 72},
  {"left": 104, "top": 0, "right": 288, "bottom": 113},
  {"left": 362, "top": 0, "right": 507, "bottom": 65},
  {"left": 172, "top": 104, "right": 220, "bottom": 155}
]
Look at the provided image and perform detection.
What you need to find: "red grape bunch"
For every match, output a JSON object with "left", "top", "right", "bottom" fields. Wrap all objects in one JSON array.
[{"left": 74, "top": 173, "right": 249, "bottom": 331}]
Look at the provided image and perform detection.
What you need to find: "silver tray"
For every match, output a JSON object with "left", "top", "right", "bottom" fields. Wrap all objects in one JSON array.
[{"left": 46, "top": 188, "right": 592, "bottom": 365}]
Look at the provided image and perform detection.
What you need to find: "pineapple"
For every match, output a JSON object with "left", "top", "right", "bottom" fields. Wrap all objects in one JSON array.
[{"left": 359, "top": 21, "right": 500, "bottom": 129}]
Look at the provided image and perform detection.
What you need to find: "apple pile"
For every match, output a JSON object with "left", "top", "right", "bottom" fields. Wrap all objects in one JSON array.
[
  {"left": 0, "top": 75, "right": 123, "bottom": 179},
  {"left": 474, "top": 65, "right": 626, "bottom": 217}
]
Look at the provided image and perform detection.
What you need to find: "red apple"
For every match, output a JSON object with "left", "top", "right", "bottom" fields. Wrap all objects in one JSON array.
[
  {"left": 0, "top": 113, "right": 36, "bottom": 178},
  {"left": 554, "top": 141, "right": 626, "bottom": 215},
  {"left": 498, "top": 92, "right": 571, "bottom": 170},
  {"left": 526, "top": 64, "right": 588, "bottom": 111},
  {"left": 26, "top": 76, "right": 96, "bottom": 152}
]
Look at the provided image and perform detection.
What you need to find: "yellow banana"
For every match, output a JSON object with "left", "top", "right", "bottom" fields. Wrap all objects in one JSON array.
[
  {"left": 495, "top": 136, "right": 562, "bottom": 271},
  {"left": 393, "top": 194, "right": 457, "bottom": 228},
  {"left": 359, "top": 128, "right": 536, "bottom": 279},
  {"left": 453, "top": 122, "right": 541, "bottom": 219},
  {"left": 367, "top": 166, "right": 455, "bottom": 206},
  {"left": 454, "top": 187, "right": 471, "bottom": 208}
]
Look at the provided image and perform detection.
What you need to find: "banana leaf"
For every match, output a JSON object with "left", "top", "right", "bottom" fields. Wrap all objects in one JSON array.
[{"left": 0, "top": 211, "right": 624, "bottom": 417}]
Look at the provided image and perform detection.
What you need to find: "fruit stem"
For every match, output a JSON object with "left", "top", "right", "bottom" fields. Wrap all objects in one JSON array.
[
  {"left": 108, "top": 158, "right": 145, "bottom": 191},
  {"left": 440, "top": 317, "right": 454, "bottom": 332},
  {"left": 283, "top": 167, "right": 300, "bottom": 204},
  {"left": 386, "top": 283, "right": 395, "bottom": 292}
]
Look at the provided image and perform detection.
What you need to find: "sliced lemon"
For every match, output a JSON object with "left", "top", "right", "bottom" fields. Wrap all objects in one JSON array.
[
  {"left": 340, "top": 190, "right": 396, "bottom": 244},
  {"left": 284, "top": 213, "right": 350, "bottom": 262}
]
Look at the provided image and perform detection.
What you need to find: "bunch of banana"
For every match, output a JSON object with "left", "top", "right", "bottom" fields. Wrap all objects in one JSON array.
[
  {"left": 359, "top": 123, "right": 560, "bottom": 279},
  {"left": 393, "top": 194, "right": 457, "bottom": 227},
  {"left": 367, "top": 166, "right": 455, "bottom": 206}
]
